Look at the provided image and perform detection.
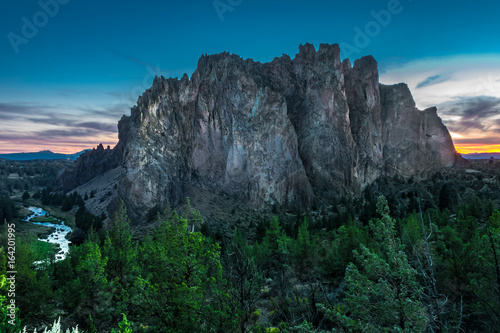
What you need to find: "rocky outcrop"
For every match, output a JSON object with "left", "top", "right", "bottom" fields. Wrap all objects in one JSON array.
[
  {"left": 380, "top": 83, "right": 464, "bottom": 179},
  {"left": 57, "top": 143, "right": 121, "bottom": 191},
  {"left": 57, "top": 44, "right": 465, "bottom": 223}
]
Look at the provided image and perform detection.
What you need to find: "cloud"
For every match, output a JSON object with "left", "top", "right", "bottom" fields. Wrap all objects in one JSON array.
[
  {"left": 76, "top": 122, "right": 118, "bottom": 133},
  {"left": 0, "top": 128, "right": 116, "bottom": 141},
  {"left": 0, "top": 102, "right": 51, "bottom": 120},
  {"left": 416, "top": 75, "right": 449, "bottom": 89},
  {"left": 78, "top": 105, "right": 130, "bottom": 119},
  {"left": 435, "top": 96, "right": 500, "bottom": 149},
  {"left": 0, "top": 128, "right": 118, "bottom": 154},
  {"left": 438, "top": 95, "right": 500, "bottom": 122},
  {"left": 0, "top": 101, "right": 119, "bottom": 129},
  {"left": 380, "top": 54, "right": 500, "bottom": 108},
  {"left": 0, "top": 101, "right": 120, "bottom": 153},
  {"left": 458, "top": 97, "right": 500, "bottom": 120},
  {"left": 35, "top": 129, "right": 100, "bottom": 138},
  {"left": 453, "top": 137, "right": 500, "bottom": 145}
]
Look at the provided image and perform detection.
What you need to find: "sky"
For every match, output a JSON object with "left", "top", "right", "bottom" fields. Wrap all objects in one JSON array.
[{"left": 0, "top": 0, "right": 499, "bottom": 154}]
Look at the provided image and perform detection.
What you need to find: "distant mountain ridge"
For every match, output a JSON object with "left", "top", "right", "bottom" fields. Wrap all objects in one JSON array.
[
  {"left": 462, "top": 153, "right": 500, "bottom": 160},
  {"left": 0, "top": 150, "right": 90, "bottom": 161}
]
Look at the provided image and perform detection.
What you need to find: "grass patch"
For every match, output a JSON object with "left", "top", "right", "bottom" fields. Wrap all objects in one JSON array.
[
  {"left": 24, "top": 199, "right": 76, "bottom": 229},
  {"left": 31, "top": 216, "right": 60, "bottom": 223},
  {"left": 34, "top": 239, "right": 59, "bottom": 257}
]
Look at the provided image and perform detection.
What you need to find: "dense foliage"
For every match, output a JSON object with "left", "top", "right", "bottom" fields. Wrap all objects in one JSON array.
[
  {"left": 2, "top": 169, "right": 500, "bottom": 331},
  {"left": 0, "top": 161, "right": 68, "bottom": 195},
  {"left": 0, "top": 196, "right": 16, "bottom": 224}
]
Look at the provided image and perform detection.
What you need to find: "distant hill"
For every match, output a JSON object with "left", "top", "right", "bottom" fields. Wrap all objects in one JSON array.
[
  {"left": 462, "top": 153, "right": 500, "bottom": 160},
  {"left": 0, "top": 150, "right": 90, "bottom": 161}
]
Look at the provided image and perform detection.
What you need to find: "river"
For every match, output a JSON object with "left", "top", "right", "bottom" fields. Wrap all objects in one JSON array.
[{"left": 24, "top": 206, "right": 72, "bottom": 261}]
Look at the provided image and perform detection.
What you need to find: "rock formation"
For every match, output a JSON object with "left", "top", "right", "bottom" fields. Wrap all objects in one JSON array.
[{"left": 57, "top": 43, "right": 465, "bottom": 223}]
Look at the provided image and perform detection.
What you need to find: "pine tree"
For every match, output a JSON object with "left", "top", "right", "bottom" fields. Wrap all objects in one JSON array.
[
  {"left": 22, "top": 191, "right": 30, "bottom": 201},
  {"left": 293, "top": 217, "right": 311, "bottom": 269},
  {"left": 439, "top": 184, "right": 451, "bottom": 211},
  {"left": 254, "top": 217, "right": 291, "bottom": 278},
  {"left": 333, "top": 197, "right": 428, "bottom": 331},
  {"left": 133, "top": 208, "right": 232, "bottom": 331},
  {"left": 224, "top": 228, "right": 263, "bottom": 332},
  {"left": 103, "top": 200, "right": 135, "bottom": 284},
  {"left": 103, "top": 201, "right": 136, "bottom": 321},
  {"left": 71, "top": 242, "right": 110, "bottom": 329}
]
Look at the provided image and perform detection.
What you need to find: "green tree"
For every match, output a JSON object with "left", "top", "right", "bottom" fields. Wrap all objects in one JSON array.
[
  {"left": 133, "top": 209, "right": 232, "bottom": 332},
  {"left": 439, "top": 184, "right": 451, "bottom": 211},
  {"left": 224, "top": 228, "right": 263, "bottom": 332},
  {"left": 320, "top": 218, "right": 370, "bottom": 283},
  {"left": 329, "top": 197, "right": 428, "bottom": 331},
  {"left": 464, "top": 210, "right": 500, "bottom": 328},
  {"left": 292, "top": 217, "right": 311, "bottom": 269},
  {"left": 103, "top": 200, "right": 135, "bottom": 283},
  {"left": 111, "top": 313, "right": 133, "bottom": 333},
  {"left": 61, "top": 196, "right": 74, "bottom": 211},
  {"left": 183, "top": 197, "right": 203, "bottom": 231},
  {"left": 65, "top": 241, "right": 110, "bottom": 329},
  {"left": 9, "top": 234, "right": 53, "bottom": 321},
  {"left": 103, "top": 200, "right": 137, "bottom": 321},
  {"left": 254, "top": 217, "right": 291, "bottom": 279}
]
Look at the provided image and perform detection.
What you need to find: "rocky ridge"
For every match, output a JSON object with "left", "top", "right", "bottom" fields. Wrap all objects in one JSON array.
[{"left": 57, "top": 43, "right": 465, "bottom": 223}]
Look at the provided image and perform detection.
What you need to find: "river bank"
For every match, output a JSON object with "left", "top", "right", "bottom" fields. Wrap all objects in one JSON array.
[{"left": 23, "top": 206, "right": 73, "bottom": 261}]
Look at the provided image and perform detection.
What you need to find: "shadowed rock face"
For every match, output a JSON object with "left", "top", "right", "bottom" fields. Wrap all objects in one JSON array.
[
  {"left": 380, "top": 83, "right": 464, "bottom": 179},
  {"left": 57, "top": 43, "right": 464, "bottom": 223},
  {"left": 56, "top": 143, "right": 121, "bottom": 191}
]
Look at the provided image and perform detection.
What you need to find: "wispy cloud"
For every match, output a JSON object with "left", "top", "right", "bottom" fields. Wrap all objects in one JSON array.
[
  {"left": 0, "top": 101, "right": 119, "bottom": 153},
  {"left": 0, "top": 102, "right": 52, "bottom": 120},
  {"left": 439, "top": 96, "right": 500, "bottom": 129},
  {"left": 453, "top": 137, "right": 500, "bottom": 145},
  {"left": 416, "top": 74, "right": 449, "bottom": 89},
  {"left": 75, "top": 122, "right": 117, "bottom": 133},
  {"left": 380, "top": 54, "right": 500, "bottom": 107}
]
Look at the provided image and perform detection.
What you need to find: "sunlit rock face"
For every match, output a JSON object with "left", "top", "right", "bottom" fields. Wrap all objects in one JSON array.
[{"left": 57, "top": 44, "right": 464, "bottom": 223}]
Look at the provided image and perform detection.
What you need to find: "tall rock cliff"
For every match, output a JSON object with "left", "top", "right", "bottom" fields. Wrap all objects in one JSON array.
[{"left": 57, "top": 44, "right": 464, "bottom": 223}]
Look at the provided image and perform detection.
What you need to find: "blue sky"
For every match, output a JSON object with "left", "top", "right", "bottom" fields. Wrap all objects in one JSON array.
[{"left": 1, "top": 0, "right": 499, "bottom": 153}]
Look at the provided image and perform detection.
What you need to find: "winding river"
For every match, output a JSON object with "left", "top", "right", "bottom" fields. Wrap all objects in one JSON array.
[{"left": 24, "top": 206, "right": 72, "bottom": 261}]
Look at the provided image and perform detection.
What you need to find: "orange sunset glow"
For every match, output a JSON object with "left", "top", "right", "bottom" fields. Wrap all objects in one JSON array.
[{"left": 455, "top": 145, "right": 500, "bottom": 155}]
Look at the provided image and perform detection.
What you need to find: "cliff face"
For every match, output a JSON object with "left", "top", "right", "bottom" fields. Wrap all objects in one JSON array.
[
  {"left": 57, "top": 44, "right": 464, "bottom": 223},
  {"left": 380, "top": 83, "right": 462, "bottom": 179},
  {"left": 56, "top": 143, "right": 121, "bottom": 190}
]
